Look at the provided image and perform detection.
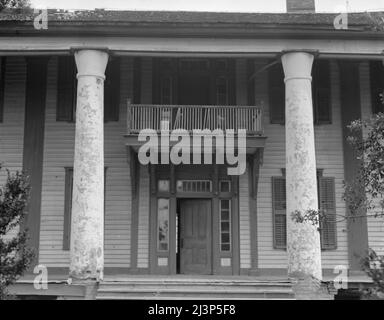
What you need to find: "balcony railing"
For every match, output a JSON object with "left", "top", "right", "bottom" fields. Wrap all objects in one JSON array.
[{"left": 127, "top": 104, "right": 263, "bottom": 135}]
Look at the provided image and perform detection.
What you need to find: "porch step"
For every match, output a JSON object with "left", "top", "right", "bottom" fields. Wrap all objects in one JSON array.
[{"left": 96, "top": 278, "right": 295, "bottom": 300}]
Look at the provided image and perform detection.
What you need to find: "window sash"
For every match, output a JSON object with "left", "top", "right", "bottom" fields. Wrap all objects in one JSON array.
[{"left": 220, "top": 199, "right": 232, "bottom": 252}]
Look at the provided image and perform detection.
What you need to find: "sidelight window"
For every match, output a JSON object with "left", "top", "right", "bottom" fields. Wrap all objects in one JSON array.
[
  {"left": 220, "top": 199, "right": 231, "bottom": 252},
  {"left": 157, "top": 198, "right": 170, "bottom": 252}
]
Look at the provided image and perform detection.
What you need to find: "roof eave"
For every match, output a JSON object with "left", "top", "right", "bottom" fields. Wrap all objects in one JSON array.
[{"left": 0, "top": 22, "right": 382, "bottom": 40}]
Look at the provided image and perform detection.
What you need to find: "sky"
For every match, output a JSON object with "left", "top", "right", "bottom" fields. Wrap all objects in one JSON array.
[{"left": 30, "top": 0, "right": 384, "bottom": 13}]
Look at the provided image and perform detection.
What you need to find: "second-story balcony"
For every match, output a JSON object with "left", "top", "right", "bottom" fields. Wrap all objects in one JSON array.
[{"left": 125, "top": 103, "right": 266, "bottom": 154}]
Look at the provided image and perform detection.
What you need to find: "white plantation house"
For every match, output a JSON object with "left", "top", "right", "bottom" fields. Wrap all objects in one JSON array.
[{"left": 1, "top": 0, "right": 384, "bottom": 299}]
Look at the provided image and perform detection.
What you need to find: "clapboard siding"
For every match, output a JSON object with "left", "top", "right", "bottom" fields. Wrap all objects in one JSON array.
[
  {"left": 39, "top": 56, "right": 133, "bottom": 268},
  {"left": 135, "top": 58, "right": 152, "bottom": 269},
  {"left": 0, "top": 57, "right": 26, "bottom": 241},
  {"left": 239, "top": 166, "right": 251, "bottom": 269},
  {"left": 318, "top": 62, "right": 348, "bottom": 268},
  {"left": 255, "top": 59, "right": 286, "bottom": 269},
  {"left": 256, "top": 59, "right": 348, "bottom": 269},
  {"left": 0, "top": 57, "right": 25, "bottom": 178},
  {"left": 137, "top": 165, "right": 150, "bottom": 268},
  {"left": 360, "top": 61, "right": 384, "bottom": 255},
  {"left": 236, "top": 59, "right": 251, "bottom": 269}
]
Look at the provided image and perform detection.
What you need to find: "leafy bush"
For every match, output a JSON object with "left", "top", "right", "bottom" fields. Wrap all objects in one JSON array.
[
  {"left": 0, "top": 167, "right": 34, "bottom": 300},
  {"left": 361, "top": 249, "right": 384, "bottom": 299}
]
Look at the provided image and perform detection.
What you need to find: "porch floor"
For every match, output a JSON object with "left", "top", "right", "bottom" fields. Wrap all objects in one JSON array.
[
  {"left": 14, "top": 272, "right": 373, "bottom": 284},
  {"left": 9, "top": 273, "right": 373, "bottom": 300}
]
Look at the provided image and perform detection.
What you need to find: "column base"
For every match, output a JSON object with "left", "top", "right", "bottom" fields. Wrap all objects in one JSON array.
[{"left": 291, "top": 276, "right": 334, "bottom": 300}]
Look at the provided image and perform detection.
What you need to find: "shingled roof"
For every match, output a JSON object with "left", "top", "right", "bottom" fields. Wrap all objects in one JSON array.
[{"left": 0, "top": 9, "right": 383, "bottom": 36}]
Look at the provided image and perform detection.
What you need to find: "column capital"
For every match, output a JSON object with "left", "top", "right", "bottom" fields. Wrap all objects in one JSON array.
[
  {"left": 74, "top": 49, "right": 109, "bottom": 80},
  {"left": 281, "top": 51, "right": 316, "bottom": 83},
  {"left": 281, "top": 49, "right": 319, "bottom": 56}
]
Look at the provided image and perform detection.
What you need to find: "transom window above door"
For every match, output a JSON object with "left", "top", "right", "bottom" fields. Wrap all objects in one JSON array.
[{"left": 176, "top": 180, "right": 212, "bottom": 193}]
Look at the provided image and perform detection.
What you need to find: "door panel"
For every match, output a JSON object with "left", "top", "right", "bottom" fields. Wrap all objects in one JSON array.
[{"left": 180, "top": 200, "right": 212, "bottom": 275}]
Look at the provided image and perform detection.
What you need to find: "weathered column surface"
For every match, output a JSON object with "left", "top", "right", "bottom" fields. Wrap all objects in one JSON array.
[
  {"left": 69, "top": 49, "right": 108, "bottom": 280},
  {"left": 282, "top": 52, "right": 322, "bottom": 280}
]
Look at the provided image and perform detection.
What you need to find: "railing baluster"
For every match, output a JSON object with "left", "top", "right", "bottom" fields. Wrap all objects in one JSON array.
[
  {"left": 155, "top": 106, "right": 158, "bottom": 131},
  {"left": 190, "top": 107, "right": 193, "bottom": 131},
  {"left": 191, "top": 107, "right": 194, "bottom": 131},
  {"left": 127, "top": 103, "right": 263, "bottom": 135}
]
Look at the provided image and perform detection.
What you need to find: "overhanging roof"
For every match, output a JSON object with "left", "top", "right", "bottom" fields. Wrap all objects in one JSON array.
[{"left": 0, "top": 9, "right": 384, "bottom": 39}]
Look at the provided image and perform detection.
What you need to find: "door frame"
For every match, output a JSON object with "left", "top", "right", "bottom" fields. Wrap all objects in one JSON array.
[{"left": 148, "top": 164, "right": 240, "bottom": 276}]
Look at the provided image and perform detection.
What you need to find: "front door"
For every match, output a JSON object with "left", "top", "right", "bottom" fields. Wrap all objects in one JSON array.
[{"left": 179, "top": 199, "right": 212, "bottom": 275}]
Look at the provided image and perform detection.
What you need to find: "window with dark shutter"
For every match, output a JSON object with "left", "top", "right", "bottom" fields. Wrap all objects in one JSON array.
[
  {"left": 0, "top": 57, "right": 5, "bottom": 123},
  {"left": 369, "top": 61, "right": 384, "bottom": 114},
  {"left": 271, "top": 173, "right": 337, "bottom": 251},
  {"left": 268, "top": 63, "right": 285, "bottom": 124},
  {"left": 313, "top": 60, "right": 332, "bottom": 124},
  {"left": 318, "top": 176, "right": 337, "bottom": 250},
  {"left": 63, "top": 167, "right": 107, "bottom": 251},
  {"left": 104, "top": 58, "right": 120, "bottom": 122},
  {"left": 272, "top": 176, "right": 287, "bottom": 249},
  {"left": 57, "top": 56, "right": 77, "bottom": 122}
]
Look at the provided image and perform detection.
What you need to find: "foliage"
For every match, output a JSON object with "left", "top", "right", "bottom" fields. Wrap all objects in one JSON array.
[
  {"left": 346, "top": 113, "right": 384, "bottom": 218},
  {"left": 0, "top": 166, "right": 34, "bottom": 300},
  {"left": 291, "top": 209, "right": 322, "bottom": 229},
  {"left": 344, "top": 112, "right": 384, "bottom": 299},
  {"left": 365, "top": 12, "right": 384, "bottom": 32},
  {"left": 361, "top": 249, "right": 384, "bottom": 299},
  {"left": 0, "top": 0, "right": 30, "bottom": 11}
]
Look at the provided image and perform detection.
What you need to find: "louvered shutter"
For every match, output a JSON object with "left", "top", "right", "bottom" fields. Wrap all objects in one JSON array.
[
  {"left": 0, "top": 57, "right": 5, "bottom": 123},
  {"left": 272, "top": 176, "right": 287, "bottom": 249},
  {"left": 104, "top": 58, "right": 120, "bottom": 122},
  {"left": 313, "top": 60, "right": 331, "bottom": 124},
  {"left": 370, "top": 61, "right": 384, "bottom": 114},
  {"left": 319, "top": 177, "right": 337, "bottom": 250},
  {"left": 269, "top": 63, "right": 285, "bottom": 124},
  {"left": 57, "top": 56, "right": 76, "bottom": 121}
]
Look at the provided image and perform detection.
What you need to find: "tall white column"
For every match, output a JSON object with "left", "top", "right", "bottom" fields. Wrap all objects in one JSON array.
[
  {"left": 281, "top": 52, "right": 322, "bottom": 280},
  {"left": 70, "top": 49, "right": 109, "bottom": 280}
]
